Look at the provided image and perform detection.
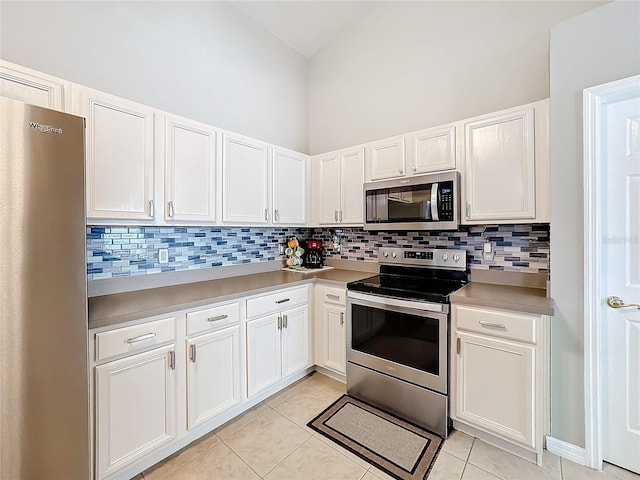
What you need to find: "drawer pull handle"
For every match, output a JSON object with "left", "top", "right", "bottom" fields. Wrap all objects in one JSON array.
[
  {"left": 326, "top": 293, "right": 340, "bottom": 300},
  {"left": 276, "top": 298, "right": 290, "bottom": 304},
  {"left": 478, "top": 321, "right": 506, "bottom": 329},
  {"left": 207, "top": 314, "right": 228, "bottom": 322},
  {"left": 126, "top": 332, "right": 157, "bottom": 344}
]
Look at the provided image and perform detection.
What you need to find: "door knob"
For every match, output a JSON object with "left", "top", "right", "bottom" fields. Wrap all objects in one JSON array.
[{"left": 606, "top": 296, "right": 640, "bottom": 310}]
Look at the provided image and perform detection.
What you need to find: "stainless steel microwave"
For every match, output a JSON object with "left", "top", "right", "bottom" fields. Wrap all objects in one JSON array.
[{"left": 363, "top": 171, "right": 460, "bottom": 231}]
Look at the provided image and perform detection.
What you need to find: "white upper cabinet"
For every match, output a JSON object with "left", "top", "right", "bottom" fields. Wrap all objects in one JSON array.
[
  {"left": 222, "top": 133, "right": 270, "bottom": 224},
  {"left": 272, "top": 147, "right": 307, "bottom": 225},
  {"left": 461, "top": 100, "right": 549, "bottom": 224},
  {"left": 315, "top": 146, "right": 364, "bottom": 226},
  {"left": 407, "top": 124, "right": 457, "bottom": 174},
  {"left": 0, "top": 60, "right": 68, "bottom": 111},
  {"left": 368, "top": 135, "right": 406, "bottom": 181},
  {"left": 164, "top": 114, "right": 217, "bottom": 223},
  {"left": 75, "top": 86, "right": 156, "bottom": 221}
]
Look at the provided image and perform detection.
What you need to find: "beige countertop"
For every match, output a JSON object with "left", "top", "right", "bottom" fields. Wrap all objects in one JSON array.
[
  {"left": 88, "top": 268, "right": 373, "bottom": 329},
  {"left": 451, "top": 282, "right": 555, "bottom": 316}
]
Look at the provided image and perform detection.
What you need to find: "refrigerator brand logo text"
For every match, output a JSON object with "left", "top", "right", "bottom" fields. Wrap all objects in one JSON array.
[{"left": 28, "top": 122, "right": 63, "bottom": 135}]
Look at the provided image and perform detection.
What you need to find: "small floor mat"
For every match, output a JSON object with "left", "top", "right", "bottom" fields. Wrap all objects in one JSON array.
[{"left": 307, "top": 395, "right": 443, "bottom": 480}]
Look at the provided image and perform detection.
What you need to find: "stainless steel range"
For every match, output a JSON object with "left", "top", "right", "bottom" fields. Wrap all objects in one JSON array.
[{"left": 346, "top": 247, "right": 468, "bottom": 437}]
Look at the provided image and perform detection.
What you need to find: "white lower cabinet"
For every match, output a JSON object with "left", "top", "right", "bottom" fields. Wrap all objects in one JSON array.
[
  {"left": 95, "top": 343, "right": 177, "bottom": 479},
  {"left": 186, "top": 325, "right": 241, "bottom": 430},
  {"left": 315, "top": 285, "right": 347, "bottom": 375},
  {"left": 451, "top": 304, "right": 549, "bottom": 464}
]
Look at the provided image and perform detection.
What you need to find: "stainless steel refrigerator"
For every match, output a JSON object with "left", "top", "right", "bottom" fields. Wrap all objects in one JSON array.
[{"left": 1, "top": 97, "right": 90, "bottom": 479}]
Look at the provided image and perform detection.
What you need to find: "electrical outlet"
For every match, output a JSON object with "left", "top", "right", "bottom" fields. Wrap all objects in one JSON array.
[
  {"left": 483, "top": 242, "right": 494, "bottom": 261},
  {"left": 278, "top": 244, "right": 285, "bottom": 255},
  {"left": 158, "top": 248, "right": 169, "bottom": 264}
]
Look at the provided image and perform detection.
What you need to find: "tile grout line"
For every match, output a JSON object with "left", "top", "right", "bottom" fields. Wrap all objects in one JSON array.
[{"left": 259, "top": 429, "right": 317, "bottom": 479}]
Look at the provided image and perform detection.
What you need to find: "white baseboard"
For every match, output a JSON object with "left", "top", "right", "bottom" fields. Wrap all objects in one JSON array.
[{"left": 546, "top": 436, "right": 586, "bottom": 466}]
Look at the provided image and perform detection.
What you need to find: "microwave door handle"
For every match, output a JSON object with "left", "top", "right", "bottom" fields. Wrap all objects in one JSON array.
[{"left": 430, "top": 182, "right": 439, "bottom": 221}]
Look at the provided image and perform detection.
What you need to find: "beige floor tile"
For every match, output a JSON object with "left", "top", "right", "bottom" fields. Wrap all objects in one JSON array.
[
  {"left": 461, "top": 463, "right": 502, "bottom": 480},
  {"left": 603, "top": 463, "right": 640, "bottom": 480},
  {"left": 223, "top": 409, "right": 311, "bottom": 476},
  {"left": 562, "top": 458, "right": 639, "bottom": 480},
  {"left": 428, "top": 450, "right": 466, "bottom": 480},
  {"left": 214, "top": 403, "right": 271, "bottom": 440},
  {"left": 162, "top": 442, "right": 259, "bottom": 480},
  {"left": 265, "top": 380, "right": 310, "bottom": 408},
  {"left": 142, "top": 431, "right": 220, "bottom": 480},
  {"left": 313, "top": 431, "right": 371, "bottom": 469},
  {"left": 361, "top": 471, "right": 383, "bottom": 480},
  {"left": 264, "top": 436, "right": 367, "bottom": 480},
  {"left": 443, "top": 431, "right": 475, "bottom": 461},
  {"left": 468, "top": 440, "right": 561, "bottom": 480},
  {"left": 367, "top": 465, "right": 397, "bottom": 480},
  {"left": 274, "top": 385, "right": 336, "bottom": 427},
  {"left": 304, "top": 372, "right": 347, "bottom": 398}
]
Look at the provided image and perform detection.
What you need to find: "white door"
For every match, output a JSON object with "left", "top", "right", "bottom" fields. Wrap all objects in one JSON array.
[
  {"left": 369, "top": 135, "right": 406, "bottom": 181},
  {"left": 324, "top": 305, "right": 346, "bottom": 374},
  {"left": 281, "top": 305, "right": 310, "bottom": 378},
  {"left": 165, "top": 115, "right": 217, "bottom": 223},
  {"left": 599, "top": 79, "right": 640, "bottom": 473},
  {"left": 273, "top": 147, "right": 307, "bottom": 225},
  {"left": 222, "top": 133, "right": 270, "bottom": 224},
  {"left": 246, "top": 314, "right": 282, "bottom": 397},
  {"left": 408, "top": 124, "right": 456, "bottom": 174},
  {"left": 340, "top": 147, "right": 365, "bottom": 224},
  {"left": 186, "top": 325, "right": 240, "bottom": 430},
  {"left": 78, "top": 87, "right": 156, "bottom": 221},
  {"left": 318, "top": 153, "right": 341, "bottom": 225},
  {"left": 95, "top": 345, "right": 176, "bottom": 479}
]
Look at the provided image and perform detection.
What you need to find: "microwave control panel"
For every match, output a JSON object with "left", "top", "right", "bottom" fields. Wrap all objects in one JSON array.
[{"left": 438, "top": 182, "right": 454, "bottom": 221}]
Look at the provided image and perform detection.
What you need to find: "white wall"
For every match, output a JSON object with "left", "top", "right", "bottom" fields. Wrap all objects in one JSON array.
[
  {"left": 0, "top": 1, "right": 309, "bottom": 152},
  {"left": 549, "top": 0, "right": 640, "bottom": 448},
  {"left": 308, "top": 0, "right": 606, "bottom": 155}
]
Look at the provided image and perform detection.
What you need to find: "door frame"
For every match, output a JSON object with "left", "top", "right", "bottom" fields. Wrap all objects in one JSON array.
[{"left": 583, "top": 74, "right": 640, "bottom": 470}]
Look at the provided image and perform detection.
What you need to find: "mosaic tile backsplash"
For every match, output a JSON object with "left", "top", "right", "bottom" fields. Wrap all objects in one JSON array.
[{"left": 87, "top": 224, "right": 549, "bottom": 281}]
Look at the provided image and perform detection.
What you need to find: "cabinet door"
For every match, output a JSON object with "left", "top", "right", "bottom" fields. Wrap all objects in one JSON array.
[
  {"left": 0, "top": 60, "right": 66, "bottom": 110},
  {"left": 246, "top": 314, "right": 282, "bottom": 397},
  {"left": 324, "top": 304, "right": 346, "bottom": 375},
  {"left": 281, "top": 305, "right": 310, "bottom": 378},
  {"left": 318, "top": 153, "right": 341, "bottom": 225},
  {"left": 186, "top": 325, "right": 240, "bottom": 430},
  {"left": 78, "top": 87, "right": 155, "bottom": 221},
  {"left": 340, "top": 147, "right": 365, "bottom": 224},
  {"left": 369, "top": 136, "right": 405, "bottom": 181},
  {"left": 273, "top": 147, "right": 307, "bottom": 225},
  {"left": 95, "top": 344, "right": 176, "bottom": 479},
  {"left": 462, "top": 107, "right": 536, "bottom": 222},
  {"left": 408, "top": 125, "right": 456, "bottom": 174},
  {"left": 165, "top": 115, "right": 217, "bottom": 223},
  {"left": 456, "top": 331, "right": 535, "bottom": 448}
]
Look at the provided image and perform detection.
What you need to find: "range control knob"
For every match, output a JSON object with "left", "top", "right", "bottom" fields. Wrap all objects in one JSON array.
[
  {"left": 382, "top": 251, "right": 389, "bottom": 257},
  {"left": 453, "top": 254, "right": 460, "bottom": 262},
  {"left": 442, "top": 253, "right": 448, "bottom": 261},
  {"left": 392, "top": 252, "right": 397, "bottom": 258}
]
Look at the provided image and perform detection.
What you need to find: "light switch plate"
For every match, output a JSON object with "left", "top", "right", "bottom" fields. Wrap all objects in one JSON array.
[{"left": 158, "top": 248, "right": 169, "bottom": 264}]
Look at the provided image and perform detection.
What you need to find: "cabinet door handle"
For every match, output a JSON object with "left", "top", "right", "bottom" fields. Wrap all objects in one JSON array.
[
  {"left": 276, "top": 298, "right": 290, "bottom": 304},
  {"left": 207, "top": 314, "right": 228, "bottom": 322},
  {"left": 148, "top": 200, "right": 154, "bottom": 218},
  {"left": 398, "top": 168, "right": 404, "bottom": 174},
  {"left": 168, "top": 200, "right": 175, "bottom": 218},
  {"left": 412, "top": 165, "right": 417, "bottom": 172},
  {"left": 334, "top": 210, "right": 338, "bottom": 222},
  {"left": 326, "top": 293, "right": 340, "bottom": 300},
  {"left": 190, "top": 344, "right": 197, "bottom": 363},
  {"left": 264, "top": 208, "right": 270, "bottom": 221},
  {"left": 456, "top": 337, "right": 461, "bottom": 355},
  {"left": 168, "top": 350, "right": 176, "bottom": 370},
  {"left": 478, "top": 320, "right": 506, "bottom": 329},
  {"left": 340, "top": 312, "right": 344, "bottom": 326},
  {"left": 339, "top": 210, "right": 343, "bottom": 222},
  {"left": 466, "top": 202, "right": 471, "bottom": 218},
  {"left": 126, "top": 332, "right": 156, "bottom": 344},
  {"left": 283, "top": 314, "right": 288, "bottom": 329},
  {"left": 277, "top": 315, "right": 282, "bottom": 330}
]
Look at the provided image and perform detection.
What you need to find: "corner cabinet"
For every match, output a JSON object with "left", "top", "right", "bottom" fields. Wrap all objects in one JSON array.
[
  {"left": 460, "top": 99, "right": 549, "bottom": 224},
  {"left": 451, "top": 304, "right": 549, "bottom": 465},
  {"left": 73, "top": 86, "right": 156, "bottom": 222},
  {"left": 314, "top": 146, "right": 365, "bottom": 226}
]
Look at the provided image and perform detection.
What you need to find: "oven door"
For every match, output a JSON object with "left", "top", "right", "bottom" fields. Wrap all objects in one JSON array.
[{"left": 346, "top": 291, "right": 449, "bottom": 394}]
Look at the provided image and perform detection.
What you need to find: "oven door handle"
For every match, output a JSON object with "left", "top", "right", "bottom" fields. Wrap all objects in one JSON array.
[{"left": 347, "top": 291, "right": 446, "bottom": 314}]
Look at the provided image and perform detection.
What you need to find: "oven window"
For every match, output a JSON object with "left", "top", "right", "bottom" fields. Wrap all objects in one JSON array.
[{"left": 351, "top": 304, "right": 440, "bottom": 375}]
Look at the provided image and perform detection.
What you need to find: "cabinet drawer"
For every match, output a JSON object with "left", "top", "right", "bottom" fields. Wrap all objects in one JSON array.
[
  {"left": 246, "top": 286, "right": 307, "bottom": 319},
  {"left": 95, "top": 316, "right": 176, "bottom": 362},
  {"left": 455, "top": 305, "right": 537, "bottom": 344},
  {"left": 322, "top": 286, "right": 346, "bottom": 306},
  {"left": 187, "top": 302, "right": 240, "bottom": 337}
]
